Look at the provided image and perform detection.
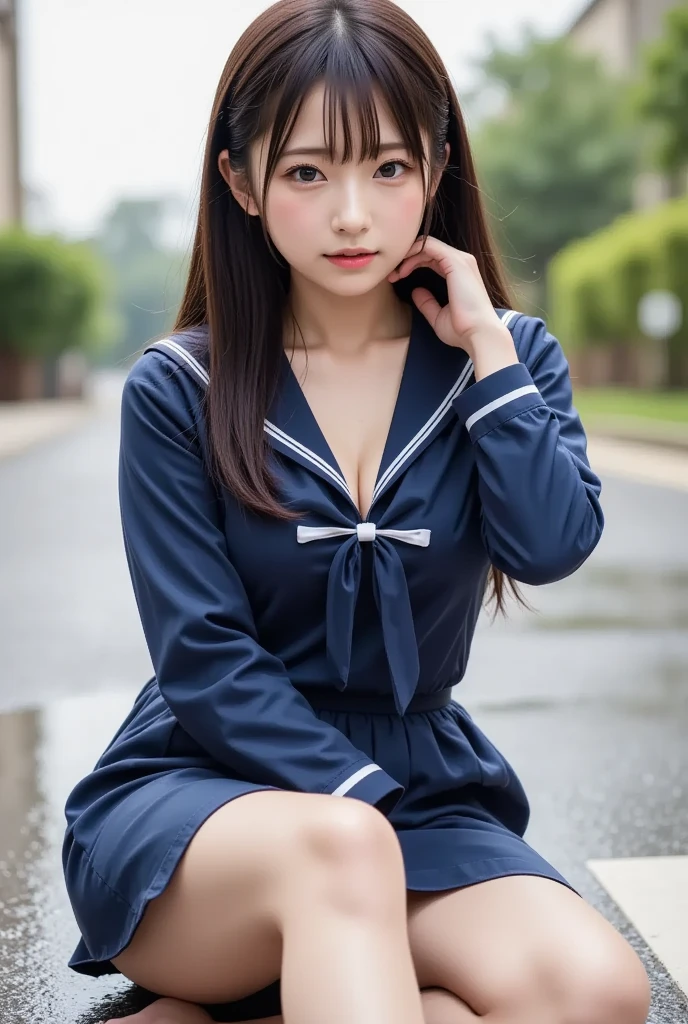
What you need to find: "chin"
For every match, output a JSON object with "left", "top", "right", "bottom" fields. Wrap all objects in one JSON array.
[
  {"left": 321, "top": 264, "right": 394, "bottom": 288},
  {"left": 321, "top": 279, "right": 386, "bottom": 298}
]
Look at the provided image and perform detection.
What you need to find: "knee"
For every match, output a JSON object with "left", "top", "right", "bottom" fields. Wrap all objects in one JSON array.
[
  {"left": 565, "top": 953, "right": 651, "bottom": 1024},
  {"left": 542, "top": 943, "right": 651, "bottom": 1024},
  {"left": 420, "top": 987, "right": 467, "bottom": 1023},
  {"left": 293, "top": 797, "right": 405, "bottom": 916}
]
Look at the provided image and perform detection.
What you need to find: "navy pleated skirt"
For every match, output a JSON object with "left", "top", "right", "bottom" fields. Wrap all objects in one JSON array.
[{"left": 62, "top": 676, "right": 573, "bottom": 1019}]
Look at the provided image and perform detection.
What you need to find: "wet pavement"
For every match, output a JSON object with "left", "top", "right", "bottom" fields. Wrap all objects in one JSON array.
[{"left": 1, "top": 376, "right": 687, "bottom": 1023}]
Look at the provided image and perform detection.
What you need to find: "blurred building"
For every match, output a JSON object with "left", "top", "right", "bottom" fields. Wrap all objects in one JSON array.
[
  {"left": 568, "top": 0, "right": 677, "bottom": 76},
  {"left": 567, "top": 0, "right": 679, "bottom": 208},
  {"left": 0, "top": 0, "right": 21, "bottom": 225}
]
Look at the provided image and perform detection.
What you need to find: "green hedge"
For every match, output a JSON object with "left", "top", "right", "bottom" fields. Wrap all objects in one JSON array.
[
  {"left": 548, "top": 196, "right": 688, "bottom": 352},
  {"left": 0, "top": 228, "right": 121, "bottom": 358}
]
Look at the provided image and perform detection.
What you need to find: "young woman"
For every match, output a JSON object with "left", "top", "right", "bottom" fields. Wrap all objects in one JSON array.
[{"left": 62, "top": 2, "right": 651, "bottom": 1022}]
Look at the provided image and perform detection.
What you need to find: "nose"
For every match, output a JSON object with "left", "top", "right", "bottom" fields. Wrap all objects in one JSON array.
[{"left": 331, "top": 178, "right": 373, "bottom": 235}]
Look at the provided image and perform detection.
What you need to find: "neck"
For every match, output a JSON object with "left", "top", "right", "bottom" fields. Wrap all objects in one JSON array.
[{"left": 283, "top": 272, "right": 412, "bottom": 356}]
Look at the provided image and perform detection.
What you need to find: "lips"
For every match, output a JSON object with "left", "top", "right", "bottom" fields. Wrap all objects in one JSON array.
[
  {"left": 327, "top": 250, "right": 377, "bottom": 257},
  {"left": 325, "top": 252, "right": 378, "bottom": 268}
]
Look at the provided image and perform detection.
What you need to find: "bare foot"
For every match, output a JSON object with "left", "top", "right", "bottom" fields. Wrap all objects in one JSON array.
[{"left": 100, "top": 996, "right": 214, "bottom": 1024}]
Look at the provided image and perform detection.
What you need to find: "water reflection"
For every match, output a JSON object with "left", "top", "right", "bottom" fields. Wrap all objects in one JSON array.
[
  {"left": 525, "top": 565, "right": 688, "bottom": 631},
  {"left": 0, "top": 709, "right": 44, "bottom": 1019},
  {"left": 0, "top": 689, "right": 142, "bottom": 1024},
  {"left": 586, "top": 567, "right": 688, "bottom": 590}
]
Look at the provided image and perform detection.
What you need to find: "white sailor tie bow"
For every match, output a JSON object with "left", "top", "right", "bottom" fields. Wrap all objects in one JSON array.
[{"left": 297, "top": 522, "right": 431, "bottom": 715}]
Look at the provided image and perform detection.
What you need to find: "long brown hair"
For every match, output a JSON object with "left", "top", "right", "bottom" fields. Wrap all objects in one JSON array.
[{"left": 172, "top": 0, "right": 522, "bottom": 614}]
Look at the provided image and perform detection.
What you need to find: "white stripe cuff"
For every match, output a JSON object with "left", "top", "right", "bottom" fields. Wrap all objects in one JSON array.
[
  {"left": 464, "top": 384, "right": 540, "bottom": 433},
  {"left": 331, "top": 764, "right": 383, "bottom": 797}
]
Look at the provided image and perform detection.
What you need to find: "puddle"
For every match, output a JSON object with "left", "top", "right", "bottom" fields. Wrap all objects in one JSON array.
[
  {"left": 0, "top": 689, "right": 144, "bottom": 1024},
  {"left": 528, "top": 613, "right": 688, "bottom": 631},
  {"left": 472, "top": 690, "right": 688, "bottom": 717},
  {"left": 521, "top": 564, "right": 688, "bottom": 633},
  {"left": 585, "top": 567, "right": 688, "bottom": 592}
]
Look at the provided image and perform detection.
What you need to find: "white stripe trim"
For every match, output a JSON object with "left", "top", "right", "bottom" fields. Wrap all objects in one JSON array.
[
  {"left": 264, "top": 420, "right": 353, "bottom": 498},
  {"left": 353, "top": 310, "right": 518, "bottom": 505},
  {"left": 149, "top": 310, "right": 522, "bottom": 509},
  {"left": 371, "top": 358, "right": 474, "bottom": 504},
  {"left": 151, "top": 338, "right": 210, "bottom": 386},
  {"left": 465, "top": 384, "right": 540, "bottom": 433},
  {"left": 332, "top": 763, "right": 383, "bottom": 797},
  {"left": 149, "top": 338, "right": 353, "bottom": 500}
]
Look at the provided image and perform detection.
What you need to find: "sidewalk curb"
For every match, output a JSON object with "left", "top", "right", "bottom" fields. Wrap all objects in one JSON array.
[
  {"left": 590, "top": 429, "right": 688, "bottom": 453},
  {"left": 582, "top": 417, "right": 688, "bottom": 453},
  {"left": 0, "top": 400, "right": 95, "bottom": 461},
  {"left": 2, "top": 401, "right": 687, "bottom": 462},
  {"left": 586, "top": 433, "right": 688, "bottom": 493}
]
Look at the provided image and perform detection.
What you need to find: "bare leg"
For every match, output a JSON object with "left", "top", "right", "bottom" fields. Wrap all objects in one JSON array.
[
  {"left": 106, "top": 790, "right": 425, "bottom": 1024},
  {"left": 407, "top": 878, "right": 650, "bottom": 1023},
  {"left": 100, "top": 987, "right": 476, "bottom": 1024},
  {"left": 97, "top": 1001, "right": 276, "bottom": 1024}
]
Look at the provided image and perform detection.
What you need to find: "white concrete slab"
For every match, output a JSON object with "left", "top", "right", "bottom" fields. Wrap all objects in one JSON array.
[{"left": 587, "top": 856, "right": 688, "bottom": 995}]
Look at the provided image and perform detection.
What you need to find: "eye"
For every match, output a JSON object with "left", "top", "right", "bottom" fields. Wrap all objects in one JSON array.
[
  {"left": 284, "top": 159, "right": 413, "bottom": 185},
  {"left": 285, "top": 164, "right": 323, "bottom": 184},
  {"left": 375, "top": 160, "right": 413, "bottom": 179}
]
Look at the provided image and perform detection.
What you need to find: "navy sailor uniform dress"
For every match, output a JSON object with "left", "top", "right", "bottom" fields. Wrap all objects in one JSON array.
[{"left": 62, "top": 304, "right": 604, "bottom": 1004}]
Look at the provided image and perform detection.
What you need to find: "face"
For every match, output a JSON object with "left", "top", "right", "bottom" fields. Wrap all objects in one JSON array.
[{"left": 218, "top": 80, "right": 448, "bottom": 298}]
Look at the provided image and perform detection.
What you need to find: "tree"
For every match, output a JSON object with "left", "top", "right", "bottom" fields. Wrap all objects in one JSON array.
[
  {"left": 469, "top": 33, "right": 637, "bottom": 304},
  {"left": 0, "top": 228, "right": 120, "bottom": 398},
  {"left": 635, "top": 4, "right": 688, "bottom": 189},
  {"left": 88, "top": 197, "right": 190, "bottom": 365}
]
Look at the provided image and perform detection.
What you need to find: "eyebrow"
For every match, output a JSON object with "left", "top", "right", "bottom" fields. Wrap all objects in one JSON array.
[{"left": 280, "top": 141, "right": 409, "bottom": 159}]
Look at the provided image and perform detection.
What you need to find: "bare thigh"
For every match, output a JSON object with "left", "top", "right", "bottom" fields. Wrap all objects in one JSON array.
[
  {"left": 111, "top": 789, "right": 401, "bottom": 1006},
  {"left": 407, "top": 876, "right": 651, "bottom": 1023},
  {"left": 111, "top": 790, "right": 287, "bottom": 1003}
]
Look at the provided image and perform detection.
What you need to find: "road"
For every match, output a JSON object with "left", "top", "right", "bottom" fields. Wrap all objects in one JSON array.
[{"left": 0, "top": 376, "right": 686, "bottom": 1023}]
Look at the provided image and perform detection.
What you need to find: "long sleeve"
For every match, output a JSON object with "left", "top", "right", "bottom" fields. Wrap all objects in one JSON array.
[
  {"left": 452, "top": 314, "right": 604, "bottom": 586},
  {"left": 118, "top": 354, "right": 404, "bottom": 814}
]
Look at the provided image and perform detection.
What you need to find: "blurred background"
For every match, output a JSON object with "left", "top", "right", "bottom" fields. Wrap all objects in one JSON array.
[{"left": 0, "top": 2, "right": 687, "bottom": 1022}]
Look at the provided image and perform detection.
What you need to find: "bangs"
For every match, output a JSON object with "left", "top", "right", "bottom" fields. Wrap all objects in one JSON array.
[{"left": 257, "top": 57, "right": 435, "bottom": 201}]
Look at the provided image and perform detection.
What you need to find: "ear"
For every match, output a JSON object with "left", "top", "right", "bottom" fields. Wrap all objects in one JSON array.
[
  {"left": 429, "top": 142, "right": 450, "bottom": 201},
  {"left": 218, "top": 148, "right": 261, "bottom": 217}
]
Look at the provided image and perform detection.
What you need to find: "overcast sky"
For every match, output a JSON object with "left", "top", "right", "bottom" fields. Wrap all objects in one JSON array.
[{"left": 17, "top": 0, "right": 585, "bottom": 241}]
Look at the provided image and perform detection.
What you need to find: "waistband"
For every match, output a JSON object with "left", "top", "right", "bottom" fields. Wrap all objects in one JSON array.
[{"left": 295, "top": 685, "right": 454, "bottom": 714}]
